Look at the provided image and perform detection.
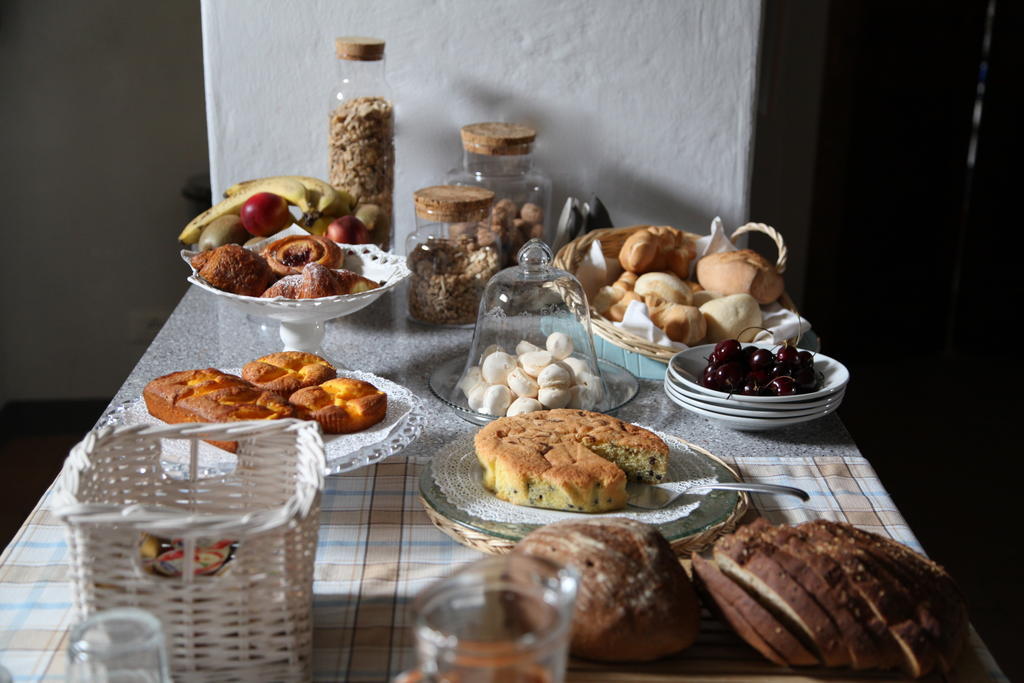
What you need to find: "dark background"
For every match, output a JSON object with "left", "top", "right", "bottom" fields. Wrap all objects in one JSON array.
[{"left": 2, "top": 0, "right": 1020, "bottom": 678}]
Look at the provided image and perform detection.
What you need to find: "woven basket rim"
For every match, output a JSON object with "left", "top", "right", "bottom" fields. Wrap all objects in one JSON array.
[
  {"left": 52, "top": 419, "right": 325, "bottom": 535},
  {"left": 552, "top": 223, "right": 797, "bottom": 364}
]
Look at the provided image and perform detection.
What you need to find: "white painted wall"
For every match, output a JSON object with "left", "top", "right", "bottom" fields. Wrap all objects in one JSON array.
[{"left": 202, "top": 0, "right": 762, "bottom": 249}]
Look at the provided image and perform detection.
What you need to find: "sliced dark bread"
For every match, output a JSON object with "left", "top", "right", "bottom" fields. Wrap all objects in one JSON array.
[
  {"left": 753, "top": 522, "right": 900, "bottom": 671},
  {"left": 714, "top": 526, "right": 849, "bottom": 667},
  {"left": 691, "top": 553, "right": 819, "bottom": 667},
  {"left": 800, "top": 522, "right": 940, "bottom": 678},
  {"left": 805, "top": 521, "right": 968, "bottom": 672}
]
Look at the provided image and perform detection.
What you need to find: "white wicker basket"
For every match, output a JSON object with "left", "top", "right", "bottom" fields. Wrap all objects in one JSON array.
[{"left": 53, "top": 419, "right": 326, "bottom": 682}]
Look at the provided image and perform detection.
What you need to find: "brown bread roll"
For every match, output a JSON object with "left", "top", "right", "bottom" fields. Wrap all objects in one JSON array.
[
  {"left": 515, "top": 518, "right": 700, "bottom": 662},
  {"left": 699, "top": 293, "right": 762, "bottom": 342},
  {"left": 644, "top": 295, "right": 706, "bottom": 345},
  {"left": 634, "top": 271, "right": 693, "bottom": 305},
  {"left": 696, "top": 249, "right": 784, "bottom": 304},
  {"left": 604, "top": 290, "right": 641, "bottom": 322},
  {"left": 618, "top": 226, "right": 696, "bottom": 278}
]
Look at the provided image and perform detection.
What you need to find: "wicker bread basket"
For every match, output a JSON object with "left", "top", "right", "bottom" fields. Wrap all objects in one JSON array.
[
  {"left": 553, "top": 222, "right": 798, "bottom": 364},
  {"left": 53, "top": 419, "right": 325, "bottom": 682}
]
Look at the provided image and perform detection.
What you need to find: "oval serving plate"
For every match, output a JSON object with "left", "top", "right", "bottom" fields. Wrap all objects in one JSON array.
[
  {"left": 418, "top": 432, "right": 748, "bottom": 555},
  {"left": 103, "top": 370, "right": 425, "bottom": 477}
]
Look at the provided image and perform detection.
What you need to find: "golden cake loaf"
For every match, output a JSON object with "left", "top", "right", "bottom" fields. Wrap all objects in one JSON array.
[
  {"left": 516, "top": 518, "right": 700, "bottom": 661},
  {"left": 288, "top": 377, "right": 387, "bottom": 434},
  {"left": 241, "top": 351, "right": 337, "bottom": 398},
  {"left": 143, "top": 368, "right": 296, "bottom": 452},
  {"left": 474, "top": 409, "right": 669, "bottom": 513}
]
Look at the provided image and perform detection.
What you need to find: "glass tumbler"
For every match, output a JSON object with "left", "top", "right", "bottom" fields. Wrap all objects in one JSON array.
[
  {"left": 399, "top": 554, "right": 578, "bottom": 683},
  {"left": 67, "top": 608, "right": 171, "bottom": 683}
]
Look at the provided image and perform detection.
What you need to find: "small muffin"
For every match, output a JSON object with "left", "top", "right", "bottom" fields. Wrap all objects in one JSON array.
[
  {"left": 241, "top": 351, "right": 337, "bottom": 398},
  {"left": 289, "top": 377, "right": 387, "bottom": 434},
  {"left": 190, "top": 244, "right": 276, "bottom": 297}
]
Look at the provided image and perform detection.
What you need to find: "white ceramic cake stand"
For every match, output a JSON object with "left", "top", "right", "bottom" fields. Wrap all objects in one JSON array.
[{"left": 183, "top": 240, "right": 410, "bottom": 360}]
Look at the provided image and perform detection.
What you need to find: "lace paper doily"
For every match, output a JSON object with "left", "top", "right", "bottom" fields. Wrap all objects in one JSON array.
[
  {"left": 433, "top": 430, "right": 721, "bottom": 525},
  {"left": 106, "top": 370, "right": 418, "bottom": 476}
]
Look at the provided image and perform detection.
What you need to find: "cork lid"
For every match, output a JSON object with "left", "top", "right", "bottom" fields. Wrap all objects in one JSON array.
[
  {"left": 335, "top": 36, "right": 385, "bottom": 61},
  {"left": 414, "top": 185, "right": 495, "bottom": 222},
  {"left": 460, "top": 122, "right": 537, "bottom": 156}
]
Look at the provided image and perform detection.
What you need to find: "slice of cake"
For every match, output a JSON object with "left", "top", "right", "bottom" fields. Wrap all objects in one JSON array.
[{"left": 474, "top": 409, "right": 670, "bottom": 513}]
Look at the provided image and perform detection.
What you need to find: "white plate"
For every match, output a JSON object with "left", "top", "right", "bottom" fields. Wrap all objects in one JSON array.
[
  {"left": 668, "top": 342, "right": 849, "bottom": 403},
  {"left": 664, "top": 380, "right": 845, "bottom": 418},
  {"left": 663, "top": 383, "right": 840, "bottom": 430},
  {"left": 103, "top": 370, "right": 425, "bottom": 476},
  {"left": 664, "top": 374, "right": 848, "bottom": 412}
]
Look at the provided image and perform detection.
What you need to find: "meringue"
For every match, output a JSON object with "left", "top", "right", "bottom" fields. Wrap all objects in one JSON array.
[
  {"left": 457, "top": 366, "right": 484, "bottom": 398},
  {"left": 506, "top": 396, "right": 544, "bottom": 416},
  {"left": 515, "top": 340, "right": 542, "bottom": 355},
  {"left": 518, "top": 350, "right": 553, "bottom": 377},
  {"left": 506, "top": 367, "right": 540, "bottom": 398},
  {"left": 480, "top": 384, "right": 512, "bottom": 416},
  {"left": 481, "top": 351, "right": 517, "bottom": 385},
  {"left": 546, "top": 332, "right": 573, "bottom": 361},
  {"left": 537, "top": 386, "right": 571, "bottom": 409},
  {"left": 537, "top": 362, "right": 572, "bottom": 389}
]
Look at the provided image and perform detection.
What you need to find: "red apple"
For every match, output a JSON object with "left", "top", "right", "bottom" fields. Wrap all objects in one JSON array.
[
  {"left": 326, "top": 215, "right": 369, "bottom": 244},
  {"left": 240, "top": 192, "right": 292, "bottom": 237}
]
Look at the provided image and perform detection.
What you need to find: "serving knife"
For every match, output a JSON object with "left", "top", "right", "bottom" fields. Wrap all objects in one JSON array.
[{"left": 627, "top": 481, "right": 810, "bottom": 509}]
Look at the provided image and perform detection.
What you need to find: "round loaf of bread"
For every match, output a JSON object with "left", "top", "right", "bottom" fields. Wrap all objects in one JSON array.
[
  {"left": 696, "top": 249, "right": 784, "bottom": 304},
  {"left": 700, "top": 293, "right": 762, "bottom": 343},
  {"left": 515, "top": 518, "right": 700, "bottom": 662}
]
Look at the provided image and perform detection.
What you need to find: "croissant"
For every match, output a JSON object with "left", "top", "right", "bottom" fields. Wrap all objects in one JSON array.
[
  {"left": 618, "top": 226, "right": 696, "bottom": 279},
  {"left": 261, "top": 262, "right": 379, "bottom": 299}
]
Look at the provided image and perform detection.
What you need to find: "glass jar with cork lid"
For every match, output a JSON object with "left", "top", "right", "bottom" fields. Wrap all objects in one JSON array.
[
  {"left": 406, "top": 185, "right": 500, "bottom": 327},
  {"left": 447, "top": 122, "right": 553, "bottom": 267},
  {"left": 329, "top": 36, "right": 394, "bottom": 250}
]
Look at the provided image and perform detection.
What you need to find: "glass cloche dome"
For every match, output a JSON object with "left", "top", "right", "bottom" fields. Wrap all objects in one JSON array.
[{"left": 428, "top": 239, "right": 638, "bottom": 424}]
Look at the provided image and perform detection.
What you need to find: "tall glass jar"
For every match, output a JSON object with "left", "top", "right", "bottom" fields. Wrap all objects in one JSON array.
[
  {"left": 447, "top": 122, "right": 553, "bottom": 267},
  {"left": 328, "top": 36, "right": 394, "bottom": 250},
  {"left": 406, "top": 185, "right": 499, "bottom": 326}
]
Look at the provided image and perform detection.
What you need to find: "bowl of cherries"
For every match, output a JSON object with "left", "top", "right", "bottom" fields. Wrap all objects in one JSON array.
[{"left": 664, "top": 340, "right": 850, "bottom": 428}]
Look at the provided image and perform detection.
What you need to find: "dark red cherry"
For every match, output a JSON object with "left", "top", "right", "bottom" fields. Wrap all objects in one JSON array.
[
  {"left": 740, "top": 380, "right": 761, "bottom": 396},
  {"left": 769, "top": 376, "right": 799, "bottom": 396},
  {"left": 770, "top": 363, "right": 791, "bottom": 379},
  {"left": 749, "top": 348, "right": 775, "bottom": 370},
  {"left": 746, "top": 369, "right": 771, "bottom": 387},
  {"left": 796, "top": 350, "right": 814, "bottom": 368},
  {"left": 699, "top": 365, "right": 719, "bottom": 389},
  {"left": 712, "top": 339, "right": 743, "bottom": 365},
  {"left": 776, "top": 345, "right": 799, "bottom": 366},
  {"left": 715, "top": 361, "right": 745, "bottom": 392},
  {"left": 743, "top": 345, "right": 758, "bottom": 363},
  {"left": 794, "top": 367, "right": 819, "bottom": 392}
]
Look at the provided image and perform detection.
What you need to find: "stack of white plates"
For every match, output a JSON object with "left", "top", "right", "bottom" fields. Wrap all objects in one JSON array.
[{"left": 664, "top": 342, "right": 850, "bottom": 431}]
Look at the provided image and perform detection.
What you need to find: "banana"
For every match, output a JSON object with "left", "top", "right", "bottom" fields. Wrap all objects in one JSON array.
[
  {"left": 178, "top": 177, "right": 311, "bottom": 245},
  {"left": 225, "top": 176, "right": 354, "bottom": 216}
]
